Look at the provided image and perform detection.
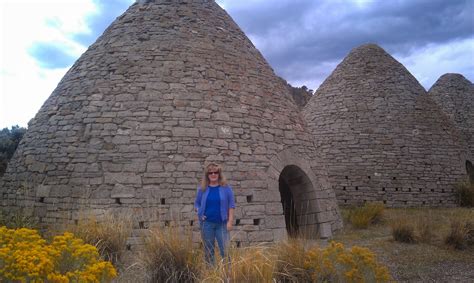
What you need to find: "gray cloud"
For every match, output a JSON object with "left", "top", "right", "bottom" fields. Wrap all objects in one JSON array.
[
  {"left": 30, "top": 0, "right": 474, "bottom": 90},
  {"left": 220, "top": 0, "right": 474, "bottom": 89}
]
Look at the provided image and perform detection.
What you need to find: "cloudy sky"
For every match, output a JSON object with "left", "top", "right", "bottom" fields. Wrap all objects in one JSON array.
[{"left": 1, "top": 0, "right": 473, "bottom": 128}]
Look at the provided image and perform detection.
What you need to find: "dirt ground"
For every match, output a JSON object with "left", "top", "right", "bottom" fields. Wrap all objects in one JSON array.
[{"left": 332, "top": 208, "right": 474, "bottom": 282}]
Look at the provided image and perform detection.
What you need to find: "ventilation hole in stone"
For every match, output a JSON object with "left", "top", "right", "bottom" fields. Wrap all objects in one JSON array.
[
  {"left": 382, "top": 187, "right": 385, "bottom": 191},
  {"left": 343, "top": 186, "right": 346, "bottom": 191},
  {"left": 393, "top": 177, "right": 396, "bottom": 180},
  {"left": 236, "top": 241, "right": 241, "bottom": 248},
  {"left": 253, "top": 219, "right": 260, "bottom": 225},
  {"left": 344, "top": 200, "right": 347, "bottom": 203},
  {"left": 355, "top": 186, "right": 359, "bottom": 191},
  {"left": 438, "top": 177, "right": 441, "bottom": 181},
  {"left": 345, "top": 176, "right": 349, "bottom": 179},
  {"left": 39, "top": 197, "right": 45, "bottom": 203},
  {"left": 408, "top": 188, "right": 412, "bottom": 192},
  {"left": 139, "top": 221, "right": 145, "bottom": 229},
  {"left": 126, "top": 244, "right": 131, "bottom": 251},
  {"left": 246, "top": 195, "right": 253, "bottom": 203},
  {"left": 165, "top": 220, "right": 170, "bottom": 227},
  {"left": 442, "top": 189, "right": 445, "bottom": 193},
  {"left": 423, "top": 201, "right": 426, "bottom": 205},
  {"left": 235, "top": 219, "right": 240, "bottom": 225},
  {"left": 161, "top": 198, "right": 166, "bottom": 205},
  {"left": 383, "top": 200, "right": 387, "bottom": 204},
  {"left": 431, "top": 189, "right": 434, "bottom": 192},
  {"left": 395, "top": 188, "right": 399, "bottom": 191},
  {"left": 115, "top": 198, "right": 122, "bottom": 205},
  {"left": 439, "top": 200, "right": 442, "bottom": 203},
  {"left": 190, "top": 220, "right": 194, "bottom": 226},
  {"left": 419, "top": 188, "right": 422, "bottom": 192},
  {"left": 367, "top": 176, "right": 371, "bottom": 179},
  {"left": 417, "top": 177, "right": 420, "bottom": 180},
  {"left": 404, "top": 200, "right": 407, "bottom": 204},
  {"left": 363, "top": 199, "right": 367, "bottom": 203}
]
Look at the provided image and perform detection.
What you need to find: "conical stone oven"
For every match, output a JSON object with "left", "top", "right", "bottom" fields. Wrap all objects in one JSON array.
[
  {"left": 429, "top": 74, "right": 474, "bottom": 157},
  {"left": 0, "top": 0, "right": 341, "bottom": 244},
  {"left": 302, "top": 44, "right": 469, "bottom": 207}
]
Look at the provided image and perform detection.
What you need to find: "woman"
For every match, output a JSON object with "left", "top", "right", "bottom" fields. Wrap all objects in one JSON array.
[{"left": 194, "top": 162, "right": 235, "bottom": 265}]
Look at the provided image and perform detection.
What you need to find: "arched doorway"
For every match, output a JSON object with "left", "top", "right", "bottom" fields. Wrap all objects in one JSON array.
[
  {"left": 466, "top": 160, "right": 474, "bottom": 184},
  {"left": 278, "top": 165, "right": 320, "bottom": 239}
]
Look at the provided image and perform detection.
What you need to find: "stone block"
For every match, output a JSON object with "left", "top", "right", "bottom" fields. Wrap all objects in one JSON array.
[
  {"left": 36, "top": 185, "right": 50, "bottom": 198},
  {"left": 248, "top": 230, "right": 274, "bottom": 242}
]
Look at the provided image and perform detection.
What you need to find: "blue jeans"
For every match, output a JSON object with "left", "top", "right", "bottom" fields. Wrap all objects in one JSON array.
[{"left": 201, "top": 221, "right": 229, "bottom": 265}]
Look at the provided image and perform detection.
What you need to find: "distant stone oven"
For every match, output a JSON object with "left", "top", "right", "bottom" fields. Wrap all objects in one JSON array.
[
  {"left": 302, "top": 44, "right": 472, "bottom": 207},
  {"left": 0, "top": 0, "right": 472, "bottom": 245}
]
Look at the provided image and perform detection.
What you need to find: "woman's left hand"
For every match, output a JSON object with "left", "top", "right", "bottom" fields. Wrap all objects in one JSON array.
[{"left": 227, "top": 221, "right": 233, "bottom": 231}]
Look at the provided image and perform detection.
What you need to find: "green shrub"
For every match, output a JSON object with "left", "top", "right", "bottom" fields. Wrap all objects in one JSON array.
[
  {"left": 0, "top": 209, "right": 38, "bottom": 230},
  {"left": 348, "top": 202, "right": 385, "bottom": 229},
  {"left": 455, "top": 181, "right": 474, "bottom": 207}
]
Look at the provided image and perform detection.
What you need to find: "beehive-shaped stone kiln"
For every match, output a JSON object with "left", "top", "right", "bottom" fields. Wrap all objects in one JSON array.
[
  {"left": 429, "top": 74, "right": 474, "bottom": 158},
  {"left": 302, "top": 44, "right": 470, "bottom": 206},
  {"left": 0, "top": 0, "right": 342, "bottom": 244}
]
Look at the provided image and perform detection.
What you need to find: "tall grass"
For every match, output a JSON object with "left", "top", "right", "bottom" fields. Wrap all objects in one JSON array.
[
  {"left": 141, "top": 226, "right": 202, "bottom": 283},
  {"left": 455, "top": 181, "right": 474, "bottom": 207},
  {"left": 202, "top": 245, "right": 275, "bottom": 282},
  {"left": 391, "top": 218, "right": 416, "bottom": 243},
  {"left": 348, "top": 202, "right": 385, "bottom": 229},
  {"left": 273, "top": 239, "right": 312, "bottom": 282},
  {"left": 444, "top": 220, "right": 474, "bottom": 250},
  {"left": 67, "top": 210, "right": 132, "bottom": 265}
]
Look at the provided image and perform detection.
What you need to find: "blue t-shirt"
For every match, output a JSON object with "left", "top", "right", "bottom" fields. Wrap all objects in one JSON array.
[{"left": 204, "top": 185, "right": 223, "bottom": 223}]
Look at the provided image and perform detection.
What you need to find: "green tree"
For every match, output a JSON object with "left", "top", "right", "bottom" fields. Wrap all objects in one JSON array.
[{"left": 0, "top": 125, "right": 27, "bottom": 176}]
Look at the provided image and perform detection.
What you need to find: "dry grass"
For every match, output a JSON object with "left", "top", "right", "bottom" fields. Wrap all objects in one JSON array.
[
  {"left": 66, "top": 210, "right": 133, "bottom": 265},
  {"left": 445, "top": 219, "right": 474, "bottom": 250},
  {"left": 391, "top": 218, "right": 416, "bottom": 243},
  {"left": 347, "top": 202, "right": 385, "bottom": 229},
  {"left": 334, "top": 207, "right": 474, "bottom": 281},
  {"left": 202, "top": 245, "right": 275, "bottom": 282},
  {"left": 455, "top": 181, "right": 474, "bottom": 207},
  {"left": 141, "top": 226, "right": 203, "bottom": 283}
]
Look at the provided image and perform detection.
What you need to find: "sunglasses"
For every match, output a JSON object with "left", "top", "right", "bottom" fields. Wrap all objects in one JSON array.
[{"left": 208, "top": 171, "right": 219, "bottom": 175}]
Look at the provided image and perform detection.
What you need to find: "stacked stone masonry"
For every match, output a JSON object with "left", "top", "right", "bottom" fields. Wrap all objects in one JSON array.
[
  {"left": 302, "top": 44, "right": 471, "bottom": 207},
  {"left": 0, "top": 0, "right": 341, "bottom": 247},
  {"left": 1, "top": 1, "right": 472, "bottom": 246}
]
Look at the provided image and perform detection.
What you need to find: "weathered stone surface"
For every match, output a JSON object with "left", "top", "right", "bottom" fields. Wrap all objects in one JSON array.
[
  {"left": 429, "top": 74, "right": 473, "bottom": 157},
  {"left": 302, "top": 44, "right": 470, "bottom": 207},
  {"left": 1, "top": 0, "right": 343, "bottom": 246}
]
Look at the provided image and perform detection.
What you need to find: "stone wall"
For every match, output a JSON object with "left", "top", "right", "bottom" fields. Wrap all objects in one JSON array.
[
  {"left": 0, "top": 0, "right": 341, "bottom": 247},
  {"left": 302, "top": 44, "right": 470, "bottom": 207}
]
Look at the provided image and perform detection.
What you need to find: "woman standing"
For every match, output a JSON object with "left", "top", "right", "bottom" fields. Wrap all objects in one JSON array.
[{"left": 194, "top": 162, "right": 235, "bottom": 265}]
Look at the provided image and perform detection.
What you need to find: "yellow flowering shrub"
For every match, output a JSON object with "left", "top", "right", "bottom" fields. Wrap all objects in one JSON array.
[
  {"left": 0, "top": 226, "right": 116, "bottom": 282},
  {"left": 304, "top": 241, "right": 391, "bottom": 282}
]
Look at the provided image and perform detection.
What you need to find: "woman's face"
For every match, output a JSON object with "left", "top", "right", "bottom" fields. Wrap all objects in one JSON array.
[{"left": 207, "top": 166, "right": 220, "bottom": 183}]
